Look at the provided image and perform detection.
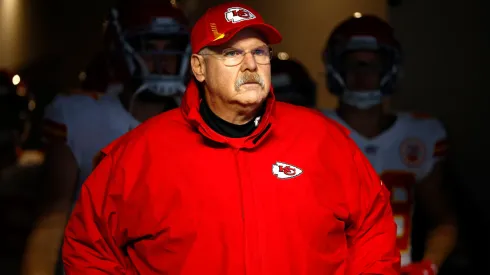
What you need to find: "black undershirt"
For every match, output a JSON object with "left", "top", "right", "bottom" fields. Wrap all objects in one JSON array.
[{"left": 199, "top": 99, "right": 265, "bottom": 138}]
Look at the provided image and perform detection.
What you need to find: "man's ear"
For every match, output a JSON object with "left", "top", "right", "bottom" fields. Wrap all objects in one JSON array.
[{"left": 191, "top": 54, "right": 206, "bottom": 82}]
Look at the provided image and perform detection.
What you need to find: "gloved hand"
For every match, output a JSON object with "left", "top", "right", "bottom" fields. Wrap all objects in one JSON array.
[{"left": 401, "top": 260, "right": 437, "bottom": 275}]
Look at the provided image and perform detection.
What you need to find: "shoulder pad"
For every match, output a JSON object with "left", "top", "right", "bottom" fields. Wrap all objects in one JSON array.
[
  {"left": 404, "top": 113, "right": 448, "bottom": 158},
  {"left": 42, "top": 94, "right": 99, "bottom": 144},
  {"left": 44, "top": 94, "right": 97, "bottom": 123},
  {"left": 70, "top": 89, "right": 104, "bottom": 100}
]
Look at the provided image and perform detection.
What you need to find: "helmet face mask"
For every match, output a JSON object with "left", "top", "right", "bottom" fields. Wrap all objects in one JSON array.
[
  {"left": 106, "top": 2, "right": 192, "bottom": 104},
  {"left": 123, "top": 29, "right": 191, "bottom": 100},
  {"left": 126, "top": 32, "right": 189, "bottom": 76},
  {"left": 323, "top": 15, "right": 401, "bottom": 109},
  {"left": 123, "top": 16, "right": 191, "bottom": 79}
]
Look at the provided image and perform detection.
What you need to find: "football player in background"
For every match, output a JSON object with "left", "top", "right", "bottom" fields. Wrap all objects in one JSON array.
[
  {"left": 270, "top": 56, "right": 316, "bottom": 108},
  {"left": 21, "top": 1, "right": 191, "bottom": 274},
  {"left": 0, "top": 71, "right": 31, "bottom": 168},
  {"left": 0, "top": 70, "right": 44, "bottom": 274},
  {"left": 321, "top": 15, "right": 457, "bottom": 275}
]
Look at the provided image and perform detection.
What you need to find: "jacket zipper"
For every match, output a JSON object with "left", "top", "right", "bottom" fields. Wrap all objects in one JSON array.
[
  {"left": 233, "top": 148, "right": 247, "bottom": 275},
  {"left": 252, "top": 123, "right": 272, "bottom": 144}
]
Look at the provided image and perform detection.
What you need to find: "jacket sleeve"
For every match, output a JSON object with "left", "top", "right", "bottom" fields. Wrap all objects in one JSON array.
[
  {"left": 345, "top": 144, "right": 400, "bottom": 275},
  {"left": 62, "top": 152, "right": 128, "bottom": 274}
]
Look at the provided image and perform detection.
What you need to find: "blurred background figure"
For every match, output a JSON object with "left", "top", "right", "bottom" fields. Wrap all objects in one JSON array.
[
  {"left": 321, "top": 14, "right": 458, "bottom": 275},
  {"left": 0, "top": 70, "right": 44, "bottom": 274},
  {"left": 0, "top": 70, "right": 36, "bottom": 168},
  {"left": 21, "top": 1, "right": 191, "bottom": 274},
  {"left": 270, "top": 56, "right": 316, "bottom": 107}
]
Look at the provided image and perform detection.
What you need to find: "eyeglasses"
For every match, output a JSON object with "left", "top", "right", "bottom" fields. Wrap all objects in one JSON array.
[{"left": 200, "top": 46, "right": 273, "bottom": 67}]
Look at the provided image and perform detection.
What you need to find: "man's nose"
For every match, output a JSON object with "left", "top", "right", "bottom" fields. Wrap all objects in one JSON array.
[{"left": 240, "top": 52, "right": 258, "bottom": 71}]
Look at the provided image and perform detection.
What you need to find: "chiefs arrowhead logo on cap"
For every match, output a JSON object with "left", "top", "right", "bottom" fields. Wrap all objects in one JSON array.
[
  {"left": 191, "top": 2, "right": 282, "bottom": 53},
  {"left": 224, "top": 7, "right": 256, "bottom": 23}
]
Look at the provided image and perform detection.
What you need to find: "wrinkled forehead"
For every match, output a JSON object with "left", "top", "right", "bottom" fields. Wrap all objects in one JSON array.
[{"left": 210, "top": 28, "right": 268, "bottom": 52}]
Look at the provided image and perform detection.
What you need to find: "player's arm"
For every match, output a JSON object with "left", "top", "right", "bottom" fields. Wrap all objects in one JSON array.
[
  {"left": 402, "top": 121, "right": 457, "bottom": 275},
  {"left": 345, "top": 144, "right": 400, "bottom": 275},
  {"left": 415, "top": 146, "right": 457, "bottom": 268},
  {"left": 22, "top": 107, "right": 79, "bottom": 275}
]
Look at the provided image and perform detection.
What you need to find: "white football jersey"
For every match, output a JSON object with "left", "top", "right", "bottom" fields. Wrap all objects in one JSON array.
[
  {"left": 43, "top": 89, "right": 140, "bottom": 198},
  {"left": 323, "top": 110, "right": 447, "bottom": 266}
]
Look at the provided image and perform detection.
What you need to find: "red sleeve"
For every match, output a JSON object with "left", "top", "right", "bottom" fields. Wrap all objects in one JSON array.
[
  {"left": 345, "top": 143, "right": 400, "bottom": 275},
  {"left": 62, "top": 153, "right": 128, "bottom": 274}
]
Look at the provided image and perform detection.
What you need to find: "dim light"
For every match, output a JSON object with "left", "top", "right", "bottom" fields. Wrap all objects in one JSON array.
[
  {"left": 277, "top": 52, "right": 289, "bottom": 60},
  {"left": 16, "top": 86, "right": 27, "bottom": 97},
  {"left": 28, "top": 99, "right": 36, "bottom": 111},
  {"left": 78, "top": 71, "right": 87, "bottom": 81},
  {"left": 12, "top": 74, "right": 20, "bottom": 85}
]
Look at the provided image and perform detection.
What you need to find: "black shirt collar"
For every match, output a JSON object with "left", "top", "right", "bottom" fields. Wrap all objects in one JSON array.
[{"left": 199, "top": 99, "right": 265, "bottom": 138}]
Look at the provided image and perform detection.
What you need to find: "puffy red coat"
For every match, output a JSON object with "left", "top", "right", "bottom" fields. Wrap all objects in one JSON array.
[{"left": 62, "top": 80, "right": 399, "bottom": 274}]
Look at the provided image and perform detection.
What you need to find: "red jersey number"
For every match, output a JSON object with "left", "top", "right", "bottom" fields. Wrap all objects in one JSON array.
[{"left": 380, "top": 171, "right": 416, "bottom": 252}]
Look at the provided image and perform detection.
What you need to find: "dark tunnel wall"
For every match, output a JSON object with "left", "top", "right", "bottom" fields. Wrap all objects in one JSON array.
[
  {"left": 389, "top": 0, "right": 490, "bottom": 263},
  {"left": 0, "top": 0, "right": 115, "bottom": 93}
]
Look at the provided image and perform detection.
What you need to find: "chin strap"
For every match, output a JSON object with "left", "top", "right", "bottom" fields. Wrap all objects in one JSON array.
[{"left": 340, "top": 90, "right": 382, "bottom": 109}]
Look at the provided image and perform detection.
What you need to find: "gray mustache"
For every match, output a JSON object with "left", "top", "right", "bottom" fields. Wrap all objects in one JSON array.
[{"left": 235, "top": 73, "right": 265, "bottom": 91}]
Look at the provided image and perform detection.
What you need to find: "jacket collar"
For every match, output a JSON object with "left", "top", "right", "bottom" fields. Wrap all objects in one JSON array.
[{"left": 181, "top": 79, "right": 275, "bottom": 149}]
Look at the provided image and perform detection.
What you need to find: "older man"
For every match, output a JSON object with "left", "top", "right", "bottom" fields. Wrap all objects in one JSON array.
[{"left": 62, "top": 2, "right": 400, "bottom": 274}]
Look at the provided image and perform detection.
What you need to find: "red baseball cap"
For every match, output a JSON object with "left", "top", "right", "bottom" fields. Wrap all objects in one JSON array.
[{"left": 191, "top": 2, "right": 282, "bottom": 53}]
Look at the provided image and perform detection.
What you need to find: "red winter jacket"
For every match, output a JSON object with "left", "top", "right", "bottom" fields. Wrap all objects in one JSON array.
[{"left": 62, "top": 80, "right": 400, "bottom": 275}]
